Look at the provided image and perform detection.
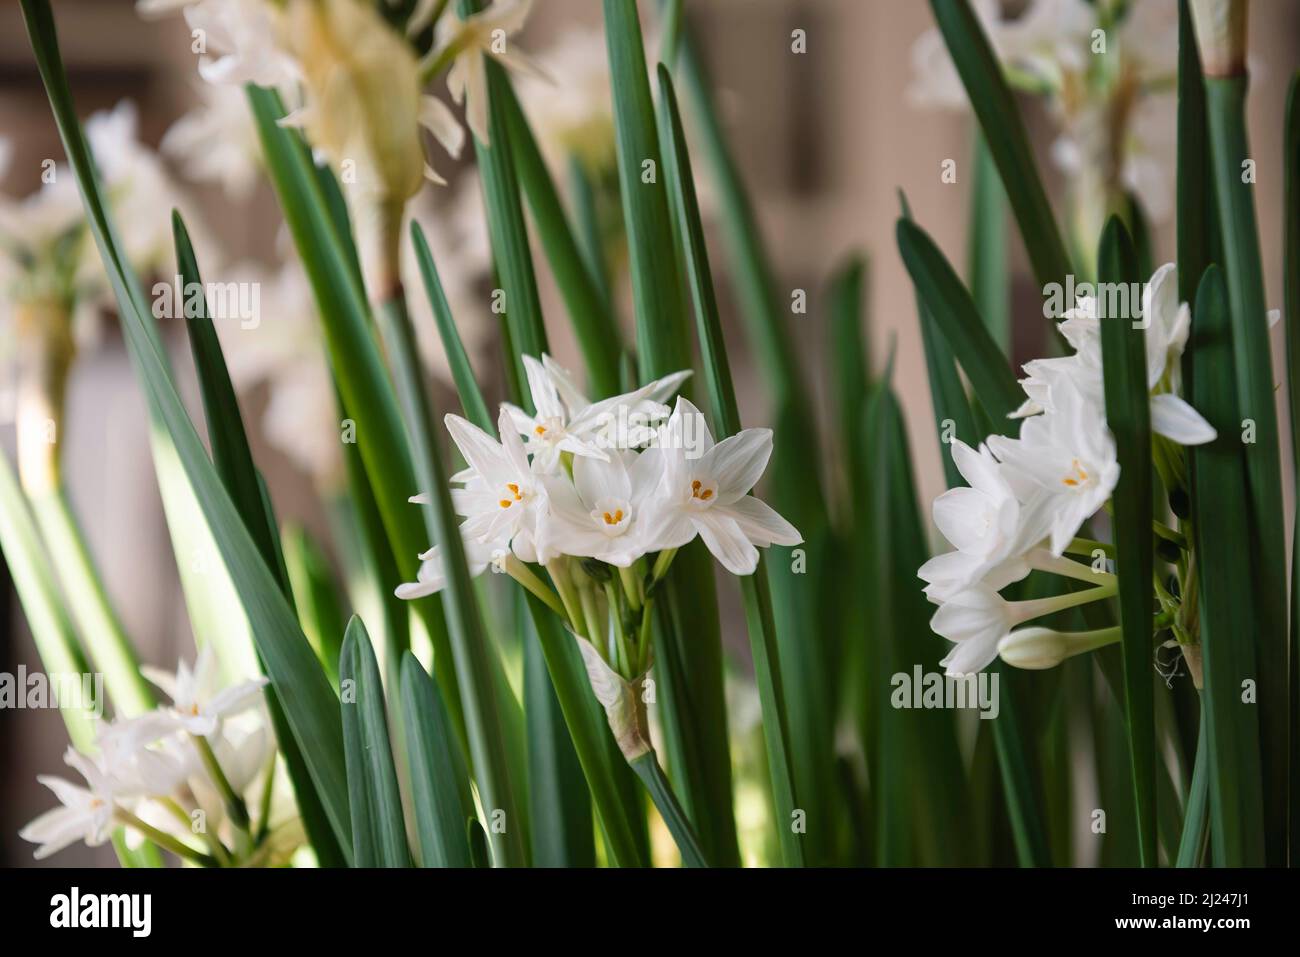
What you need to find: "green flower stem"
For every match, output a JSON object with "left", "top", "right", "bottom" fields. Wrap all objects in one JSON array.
[
  {"left": 254, "top": 751, "right": 276, "bottom": 845},
  {"left": 545, "top": 559, "right": 585, "bottom": 631},
  {"left": 192, "top": 733, "right": 251, "bottom": 833},
  {"left": 161, "top": 796, "right": 230, "bottom": 866},
  {"left": 604, "top": 581, "right": 633, "bottom": 678},
  {"left": 636, "top": 595, "right": 655, "bottom": 675},
  {"left": 418, "top": 26, "right": 476, "bottom": 85},
  {"left": 1030, "top": 550, "right": 1116, "bottom": 586},
  {"left": 578, "top": 583, "right": 606, "bottom": 660},
  {"left": 114, "top": 809, "right": 214, "bottom": 867},
  {"left": 504, "top": 555, "right": 568, "bottom": 621},
  {"left": 1014, "top": 581, "right": 1119, "bottom": 624},
  {"left": 1066, "top": 537, "right": 1116, "bottom": 559},
  {"left": 650, "top": 547, "right": 678, "bottom": 585},
  {"left": 618, "top": 564, "right": 644, "bottom": 612},
  {"left": 628, "top": 751, "right": 709, "bottom": 868}
]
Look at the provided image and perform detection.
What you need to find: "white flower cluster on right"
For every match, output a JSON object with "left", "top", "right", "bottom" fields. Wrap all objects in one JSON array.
[{"left": 919, "top": 263, "right": 1215, "bottom": 676}]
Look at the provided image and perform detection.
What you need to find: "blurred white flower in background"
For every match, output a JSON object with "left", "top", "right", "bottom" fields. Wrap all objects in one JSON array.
[
  {"left": 162, "top": 81, "right": 264, "bottom": 199},
  {"left": 515, "top": 26, "right": 616, "bottom": 178},
  {"left": 910, "top": 0, "right": 1179, "bottom": 229}
]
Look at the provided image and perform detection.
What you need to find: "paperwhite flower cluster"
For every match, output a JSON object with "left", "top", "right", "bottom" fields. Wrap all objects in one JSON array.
[
  {"left": 919, "top": 263, "right": 1214, "bottom": 675},
  {"left": 141, "top": 0, "right": 538, "bottom": 198},
  {"left": 20, "top": 649, "right": 290, "bottom": 864},
  {"left": 396, "top": 355, "right": 802, "bottom": 599}
]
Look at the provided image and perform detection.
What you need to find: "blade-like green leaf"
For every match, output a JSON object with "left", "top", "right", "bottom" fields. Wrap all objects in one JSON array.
[
  {"left": 28, "top": 490, "right": 153, "bottom": 716},
  {"left": 1176, "top": 0, "right": 1218, "bottom": 308},
  {"left": 900, "top": 193, "right": 980, "bottom": 488},
  {"left": 523, "top": 610, "right": 596, "bottom": 867},
  {"left": 20, "top": 0, "right": 352, "bottom": 858},
  {"left": 500, "top": 85, "right": 623, "bottom": 396},
  {"left": 410, "top": 222, "right": 494, "bottom": 433},
  {"left": 282, "top": 525, "right": 346, "bottom": 687},
  {"left": 0, "top": 453, "right": 95, "bottom": 748},
  {"left": 658, "top": 64, "right": 803, "bottom": 867},
  {"left": 1204, "top": 71, "right": 1288, "bottom": 861},
  {"left": 1188, "top": 265, "right": 1266, "bottom": 866},
  {"left": 968, "top": 132, "right": 1010, "bottom": 352},
  {"left": 242, "top": 84, "right": 468, "bottom": 753},
  {"left": 928, "top": 0, "right": 1072, "bottom": 292},
  {"left": 174, "top": 213, "right": 347, "bottom": 867},
  {"left": 459, "top": 0, "right": 547, "bottom": 392},
  {"left": 340, "top": 618, "right": 411, "bottom": 867},
  {"left": 605, "top": 4, "right": 739, "bottom": 866},
  {"left": 896, "top": 218, "right": 1023, "bottom": 427},
  {"left": 1175, "top": 709, "right": 1210, "bottom": 868},
  {"left": 1097, "top": 217, "right": 1157, "bottom": 867},
  {"left": 400, "top": 651, "right": 475, "bottom": 868},
  {"left": 376, "top": 289, "right": 528, "bottom": 867}
]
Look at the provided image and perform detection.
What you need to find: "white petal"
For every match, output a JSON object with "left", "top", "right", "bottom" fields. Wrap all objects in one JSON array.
[
  {"left": 420, "top": 95, "right": 465, "bottom": 158},
  {"left": 445, "top": 413, "right": 508, "bottom": 481},
  {"left": 701, "top": 428, "right": 773, "bottom": 504},
  {"left": 1150, "top": 393, "right": 1217, "bottom": 445},
  {"left": 694, "top": 513, "right": 760, "bottom": 575},
  {"left": 723, "top": 495, "right": 802, "bottom": 547}
]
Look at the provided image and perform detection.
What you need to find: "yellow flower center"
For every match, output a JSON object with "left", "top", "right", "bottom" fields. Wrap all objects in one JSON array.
[
  {"left": 691, "top": 479, "right": 714, "bottom": 501},
  {"left": 602, "top": 509, "right": 625, "bottom": 526},
  {"left": 1061, "top": 459, "right": 1089, "bottom": 488},
  {"left": 499, "top": 482, "right": 524, "bottom": 509}
]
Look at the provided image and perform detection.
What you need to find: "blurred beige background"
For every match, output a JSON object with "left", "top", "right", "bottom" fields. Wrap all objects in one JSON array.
[{"left": 1, "top": 0, "right": 1297, "bottom": 865}]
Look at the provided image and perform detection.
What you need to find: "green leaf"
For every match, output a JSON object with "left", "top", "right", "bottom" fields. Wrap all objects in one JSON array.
[
  {"left": 174, "top": 213, "right": 347, "bottom": 867},
  {"left": 28, "top": 490, "right": 153, "bottom": 716},
  {"left": 927, "top": 0, "right": 1072, "bottom": 292},
  {"left": 1176, "top": 0, "right": 1218, "bottom": 306},
  {"left": 900, "top": 193, "right": 979, "bottom": 487},
  {"left": 1175, "top": 709, "right": 1210, "bottom": 868},
  {"left": 896, "top": 218, "right": 1023, "bottom": 427},
  {"left": 340, "top": 618, "right": 411, "bottom": 867},
  {"left": 410, "top": 221, "right": 494, "bottom": 433},
  {"left": 605, "top": 0, "right": 690, "bottom": 378},
  {"left": 1188, "top": 265, "right": 1266, "bottom": 866},
  {"left": 629, "top": 752, "right": 708, "bottom": 868},
  {"left": 376, "top": 289, "right": 528, "bottom": 867},
  {"left": 282, "top": 525, "right": 346, "bottom": 687},
  {"left": 242, "top": 83, "right": 468, "bottom": 753},
  {"left": 500, "top": 85, "right": 623, "bottom": 396},
  {"left": 400, "top": 652, "right": 475, "bottom": 868},
  {"left": 523, "top": 612, "right": 596, "bottom": 867},
  {"left": 604, "top": 5, "right": 741, "bottom": 866},
  {"left": 1204, "top": 73, "right": 1288, "bottom": 861},
  {"left": 459, "top": 0, "right": 547, "bottom": 393},
  {"left": 658, "top": 64, "right": 803, "bottom": 867},
  {"left": 0, "top": 453, "right": 96, "bottom": 748},
  {"left": 1097, "top": 216, "right": 1157, "bottom": 867},
  {"left": 19, "top": 0, "right": 352, "bottom": 858},
  {"left": 968, "top": 132, "right": 1010, "bottom": 352}
]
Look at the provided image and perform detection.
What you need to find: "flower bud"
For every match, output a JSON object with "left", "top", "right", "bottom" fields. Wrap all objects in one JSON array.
[{"left": 998, "top": 625, "right": 1120, "bottom": 670}]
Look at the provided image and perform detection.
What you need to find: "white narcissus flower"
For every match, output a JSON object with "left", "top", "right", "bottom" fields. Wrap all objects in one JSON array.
[
  {"left": 162, "top": 81, "right": 264, "bottom": 199},
  {"left": 284, "top": 0, "right": 464, "bottom": 230},
  {"left": 181, "top": 0, "right": 301, "bottom": 90},
  {"left": 917, "top": 439, "right": 1052, "bottom": 604},
  {"left": 988, "top": 376, "right": 1119, "bottom": 557},
  {"left": 1016, "top": 264, "right": 1215, "bottom": 446},
  {"left": 397, "top": 407, "right": 544, "bottom": 599},
  {"left": 537, "top": 450, "right": 665, "bottom": 567},
  {"left": 504, "top": 354, "right": 690, "bottom": 474},
  {"left": 644, "top": 397, "right": 802, "bottom": 576},
  {"left": 139, "top": 646, "right": 269, "bottom": 738},
  {"left": 434, "top": 0, "right": 545, "bottom": 146},
  {"left": 19, "top": 748, "right": 120, "bottom": 860}
]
